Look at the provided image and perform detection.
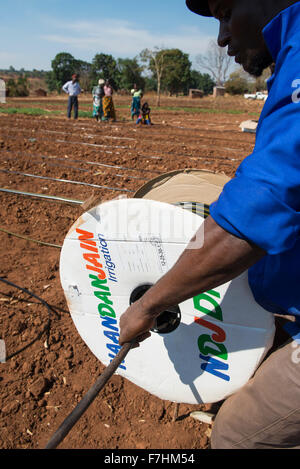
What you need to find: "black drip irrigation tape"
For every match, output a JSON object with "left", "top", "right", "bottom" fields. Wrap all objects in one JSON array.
[
  {"left": 0, "top": 149, "right": 163, "bottom": 175},
  {"left": 0, "top": 277, "right": 61, "bottom": 361},
  {"left": 0, "top": 125, "right": 137, "bottom": 142},
  {"left": 0, "top": 112, "right": 255, "bottom": 135},
  {"left": 0, "top": 227, "right": 62, "bottom": 249},
  {"left": 0, "top": 132, "right": 129, "bottom": 150},
  {"left": 0, "top": 277, "right": 60, "bottom": 320},
  {"left": 0, "top": 169, "right": 135, "bottom": 193},
  {"left": 0, "top": 187, "right": 83, "bottom": 205},
  {"left": 1, "top": 132, "right": 246, "bottom": 157},
  {"left": 1, "top": 124, "right": 253, "bottom": 148},
  {"left": 1, "top": 153, "right": 150, "bottom": 182}
]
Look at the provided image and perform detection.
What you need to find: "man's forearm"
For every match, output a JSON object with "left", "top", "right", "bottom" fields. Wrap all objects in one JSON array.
[
  {"left": 139, "top": 216, "right": 266, "bottom": 317},
  {"left": 119, "top": 216, "right": 266, "bottom": 345}
]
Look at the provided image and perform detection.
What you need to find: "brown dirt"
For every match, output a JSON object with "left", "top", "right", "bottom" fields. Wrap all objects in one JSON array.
[{"left": 0, "top": 95, "right": 261, "bottom": 449}]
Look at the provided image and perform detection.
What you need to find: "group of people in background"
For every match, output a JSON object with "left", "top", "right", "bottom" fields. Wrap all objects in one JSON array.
[
  {"left": 63, "top": 75, "right": 151, "bottom": 125},
  {"left": 92, "top": 79, "right": 116, "bottom": 122}
]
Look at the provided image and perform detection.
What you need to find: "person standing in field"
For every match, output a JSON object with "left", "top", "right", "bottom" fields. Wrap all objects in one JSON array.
[
  {"left": 62, "top": 74, "right": 81, "bottom": 120},
  {"left": 102, "top": 80, "right": 116, "bottom": 122},
  {"left": 131, "top": 84, "right": 143, "bottom": 120},
  {"left": 92, "top": 78, "right": 105, "bottom": 122}
]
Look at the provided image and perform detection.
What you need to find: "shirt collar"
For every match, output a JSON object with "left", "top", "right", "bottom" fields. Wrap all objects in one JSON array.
[{"left": 263, "top": 1, "right": 300, "bottom": 62}]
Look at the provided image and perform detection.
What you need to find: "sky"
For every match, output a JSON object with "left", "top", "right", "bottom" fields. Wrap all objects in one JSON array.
[{"left": 0, "top": 0, "right": 221, "bottom": 71}]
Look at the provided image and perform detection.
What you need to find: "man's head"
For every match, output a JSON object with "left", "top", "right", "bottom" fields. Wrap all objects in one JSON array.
[
  {"left": 72, "top": 73, "right": 78, "bottom": 83},
  {"left": 186, "top": 0, "right": 297, "bottom": 76}
]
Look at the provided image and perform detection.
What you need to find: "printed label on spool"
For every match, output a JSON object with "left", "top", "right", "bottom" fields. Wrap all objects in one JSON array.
[{"left": 60, "top": 198, "right": 275, "bottom": 404}]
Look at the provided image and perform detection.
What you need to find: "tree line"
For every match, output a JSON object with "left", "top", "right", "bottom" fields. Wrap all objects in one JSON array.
[
  {"left": 2, "top": 41, "right": 270, "bottom": 99},
  {"left": 45, "top": 49, "right": 216, "bottom": 103}
]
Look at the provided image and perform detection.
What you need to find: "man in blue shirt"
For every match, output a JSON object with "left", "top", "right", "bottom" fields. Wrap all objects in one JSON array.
[
  {"left": 119, "top": 0, "right": 300, "bottom": 448},
  {"left": 62, "top": 73, "right": 81, "bottom": 119}
]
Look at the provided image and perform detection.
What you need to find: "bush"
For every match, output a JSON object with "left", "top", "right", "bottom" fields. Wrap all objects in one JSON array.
[
  {"left": 6, "top": 76, "right": 29, "bottom": 97},
  {"left": 225, "top": 72, "right": 249, "bottom": 95}
]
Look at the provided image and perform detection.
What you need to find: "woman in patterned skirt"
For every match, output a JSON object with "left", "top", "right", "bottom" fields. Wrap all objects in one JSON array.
[{"left": 102, "top": 80, "right": 116, "bottom": 121}]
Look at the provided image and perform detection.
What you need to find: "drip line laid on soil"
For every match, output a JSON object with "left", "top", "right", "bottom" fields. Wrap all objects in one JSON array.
[
  {"left": 1, "top": 132, "right": 244, "bottom": 161},
  {"left": 1, "top": 153, "right": 150, "bottom": 182},
  {"left": 1, "top": 125, "right": 253, "bottom": 148},
  {"left": 1, "top": 131, "right": 247, "bottom": 155},
  {"left": 0, "top": 187, "right": 83, "bottom": 205},
  {"left": 0, "top": 227, "right": 62, "bottom": 249},
  {"left": 0, "top": 150, "right": 162, "bottom": 175},
  {"left": 0, "top": 126, "right": 137, "bottom": 142},
  {"left": 0, "top": 169, "right": 135, "bottom": 193}
]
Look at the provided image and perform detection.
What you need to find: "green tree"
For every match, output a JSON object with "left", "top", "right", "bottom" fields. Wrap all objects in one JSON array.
[
  {"left": 76, "top": 60, "right": 93, "bottom": 91},
  {"left": 144, "top": 76, "right": 157, "bottom": 92},
  {"left": 6, "top": 75, "right": 29, "bottom": 97},
  {"left": 225, "top": 71, "right": 249, "bottom": 95},
  {"left": 6, "top": 78, "right": 17, "bottom": 96},
  {"left": 16, "top": 75, "right": 29, "bottom": 96},
  {"left": 91, "top": 53, "right": 119, "bottom": 89},
  {"left": 160, "top": 49, "right": 192, "bottom": 96},
  {"left": 46, "top": 71, "right": 60, "bottom": 93},
  {"left": 140, "top": 47, "right": 168, "bottom": 106},
  {"left": 117, "top": 57, "right": 145, "bottom": 91},
  {"left": 254, "top": 67, "right": 271, "bottom": 91},
  {"left": 50, "top": 52, "right": 78, "bottom": 93},
  {"left": 189, "top": 70, "right": 215, "bottom": 95}
]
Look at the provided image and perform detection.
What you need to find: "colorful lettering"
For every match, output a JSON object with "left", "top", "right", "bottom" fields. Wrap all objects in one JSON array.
[
  {"left": 199, "top": 354, "right": 230, "bottom": 382},
  {"left": 194, "top": 288, "right": 230, "bottom": 382},
  {"left": 76, "top": 228, "right": 125, "bottom": 369}
]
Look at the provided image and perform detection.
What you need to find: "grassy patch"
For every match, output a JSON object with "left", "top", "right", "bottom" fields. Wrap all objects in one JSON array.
[
  {"left": 0, "top": 107, "right": 62, "bottom": 116},
  {"left": 0, "top": 104, "right": 259, "bottom": 118},
  {"left": 156, "top": 106, "right": 246, "bottom": 115},
  {"left": 78, "top": 110, "right": 93, "bottom": 118}
]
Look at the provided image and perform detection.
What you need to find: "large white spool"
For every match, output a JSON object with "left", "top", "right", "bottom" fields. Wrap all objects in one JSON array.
[{"left": 60, "top": 171, "right": 275, "bottom": 404}]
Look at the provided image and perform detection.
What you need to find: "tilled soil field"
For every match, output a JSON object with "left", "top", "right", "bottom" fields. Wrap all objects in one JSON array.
[{"left": 0, "top": 95, "right": 262, "bottom": 449}]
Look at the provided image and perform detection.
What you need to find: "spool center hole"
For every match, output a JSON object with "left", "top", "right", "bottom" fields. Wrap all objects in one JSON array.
[{"left": 129, "top": 284, "right": 181, "bottom": 334}]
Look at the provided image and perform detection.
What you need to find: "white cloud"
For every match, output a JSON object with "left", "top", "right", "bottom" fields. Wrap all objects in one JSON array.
[{"left": 41, "top": 18, "right": 215, "bottom": 59}]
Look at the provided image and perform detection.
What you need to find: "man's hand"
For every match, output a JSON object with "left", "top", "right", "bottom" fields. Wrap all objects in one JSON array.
[{"left": 119, "top": 298, "right": 157, "bottom": 346}]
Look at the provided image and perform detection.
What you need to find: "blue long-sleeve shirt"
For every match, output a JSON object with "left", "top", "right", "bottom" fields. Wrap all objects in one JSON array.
[
  {"left": 62, "top": 80, "right": 81, "bottom": 96},
  {"left": 210, "top": 2, "right": 300, "bottom": 330}
]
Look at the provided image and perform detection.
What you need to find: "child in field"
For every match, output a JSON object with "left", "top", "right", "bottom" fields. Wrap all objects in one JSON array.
[{"left": 136, "top": 102, "right": 151, "bottom": 125}]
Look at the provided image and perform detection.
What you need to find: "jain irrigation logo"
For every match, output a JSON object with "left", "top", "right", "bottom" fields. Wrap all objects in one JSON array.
[{"left": 0, "top": 79, "right": 6, "bottom": 104}]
